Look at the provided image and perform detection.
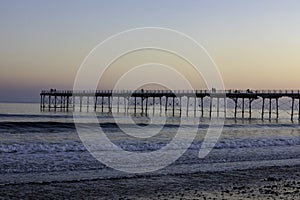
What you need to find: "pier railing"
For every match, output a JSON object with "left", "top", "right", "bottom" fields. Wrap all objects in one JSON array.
[{"left": 41, "top": 89, "right": 300, "bottom": 95}]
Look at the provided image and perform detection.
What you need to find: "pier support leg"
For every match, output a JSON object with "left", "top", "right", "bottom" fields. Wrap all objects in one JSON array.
[
  {"left": 124, "top": 97, "right": 126, "bottom": 113},
  {"left": 101, "top": 96, "right": 104, "bottom": 112},
  {"left": 234, "top": 98, "right": 238, "bottom": 119},
  {"left": 298, "top": 99, "right": 300, "bottom": 121},
  {"left": 209, "top": 97, "right": 213, "bottom": 118},
  {"left": 160, "top": 97, "right": 162, "bottom": 114},
  {"left": 262, "top": 98, "right": 265, "bottom": 119},
  {"left": 249, "top": 99, "right": 252, "bottom": 119},
  {"left": 165, "top": 97, "right": 168, "bottom": 113},
  {"left": 87, "top": 97, "right": 89, "bottom": 112},
  {"left": 60, "top": 96, "right": 65, "bottom": 111},
  {"left": 141, "top": 97, "right": 144, "bottom": 114},
  {"left": 276, "top": 98, "right": 279, "bottom": 119},
  {"left": 291, "top": 98, "right": 295, "bottom": 121},
  {"left": 40, "top": 95, "right": 42, "bottom": 111},
  {"left": 201, "top": 98, "right": 204, "bottom": 118},
  {"left": 63, "top": 96, "right": 66, "bottom": 111},
  {"left": 153, "top": 97, "right": 155, "bottom": 115},
  {"left": 242, "top": 98, "right": 245, "bottom": 119},
  {"left": 127, "top": 97, "right": 130, "bottom": 113},
  {"left": 194, "top": 97, "right": 197, "bottom": 117},
  {"left": 94, "top": 96, "right": 97, "bottom": 112},
  {"left": 217, "top": 97, "right": 220, "bottom": 118},
  {"left": 47, "top": 95, "right": 49, "bottom": 110},
  {"left": 108, "top": 97, "right": 111, "bottom": 113},
  {"left": 186, "top": 97, "right": 190, "bottom": 116},
  {"left": 44, "top": 95, "right": 46, "bottom": 110},
  {"left": 179, "top": 97, "right": 182, "bottom": 116},
  {"left": 117, "top": 96, "right": 120, "bottom": 113},
  {"left": 134, "top": 97, "right": 137, "bottom": 114},
  {"left": 269, "top": 98, "right": 272, "bottom": 119},
  {"left": 79, "top": 96, "right": 82, "bottom": 112},
  {"left": 54, "top": 96, "right": 57, "bottom": 111},
  {"left": 145, "top": 97, "right": 148, "bottom": 114},
  {"left": 172, "top": 97, "right": 175, "bottom": 116},
  {"left": 59, "top": 96, "right": 62, "bottom": 111},
  {"left": 67, "top": 96, "right": 69, "bottom": 111},
  {"left": 43, "top": 95, "right": 46, "bottom": 110},
  {"left": 73, "top": 96, "right": 75, "bottom": 111},
  {"left": 112, "top": 96, "right": 114, "bottom": 113},
  {"left": 224, "top": 97, "right": 226, "bottom": 118},
  {"left": 42, "top": 95, "right": 45, "bottom": 110}
]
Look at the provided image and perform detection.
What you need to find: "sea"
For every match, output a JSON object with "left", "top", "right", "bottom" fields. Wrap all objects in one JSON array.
[{"left": 1, "top": 102, "right": 300, "bottom": 185}]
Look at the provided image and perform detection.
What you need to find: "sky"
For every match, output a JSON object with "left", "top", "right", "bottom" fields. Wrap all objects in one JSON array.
[{"left": 1, "top": 0, "right": 300, "bottom": 102}]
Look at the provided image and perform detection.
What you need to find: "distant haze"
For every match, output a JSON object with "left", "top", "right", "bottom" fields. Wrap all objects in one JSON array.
[{"left": 1, "top": 0, "right": 300, "bottom": 102}]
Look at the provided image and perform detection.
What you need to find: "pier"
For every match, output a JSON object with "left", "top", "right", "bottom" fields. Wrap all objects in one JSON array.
[{"left": 40, "top": 90, "right": 300, "bottom": 120}]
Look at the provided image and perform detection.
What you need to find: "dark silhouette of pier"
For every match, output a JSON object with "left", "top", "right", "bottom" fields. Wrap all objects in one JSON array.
[{"left": 40, "top": 90, "right": 300, "bottom": 120}]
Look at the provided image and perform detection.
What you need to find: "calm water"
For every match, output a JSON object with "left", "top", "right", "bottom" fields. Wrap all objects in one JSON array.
[{"left": 1, "top": 103, "right": 300, "bottom": 185}]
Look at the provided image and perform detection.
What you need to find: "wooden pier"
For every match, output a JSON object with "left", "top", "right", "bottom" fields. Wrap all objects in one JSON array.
[{"left": 40, "top": 90, "right": 300, "bottom": 120}]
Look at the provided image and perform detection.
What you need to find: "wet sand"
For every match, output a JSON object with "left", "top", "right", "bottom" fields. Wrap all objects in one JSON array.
[{"left": 1, "top": 165, "right": 300, "bottom": 199}]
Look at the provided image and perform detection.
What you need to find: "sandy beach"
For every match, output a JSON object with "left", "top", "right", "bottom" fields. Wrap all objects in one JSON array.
[{"left": 1, "top": 164, "right": 299, "bottom": 199}]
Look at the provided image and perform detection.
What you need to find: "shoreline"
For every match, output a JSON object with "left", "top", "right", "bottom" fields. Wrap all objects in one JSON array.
[{"left": 1, "top": 165, "right": 300, "bottom": 199}]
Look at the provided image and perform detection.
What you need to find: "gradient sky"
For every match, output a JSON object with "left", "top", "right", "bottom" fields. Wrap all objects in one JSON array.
[{"left": 1, "top": 0, "right": 300, "bottom": 102}]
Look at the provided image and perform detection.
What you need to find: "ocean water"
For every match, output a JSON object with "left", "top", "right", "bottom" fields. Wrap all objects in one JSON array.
[{"left": 1, "top": 102, "right": 300, "bottom": 185}]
